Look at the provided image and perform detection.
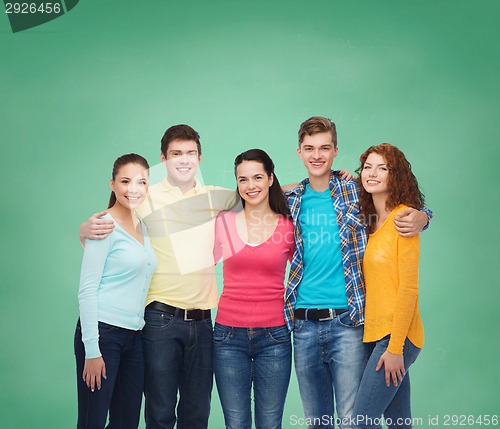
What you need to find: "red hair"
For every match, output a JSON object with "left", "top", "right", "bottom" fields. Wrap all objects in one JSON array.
[{"left": 356, "top": 144, "right": 425, "bottom": 232}]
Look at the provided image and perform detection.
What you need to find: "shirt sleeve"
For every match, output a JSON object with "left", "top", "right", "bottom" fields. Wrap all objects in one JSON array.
[
  {"left": 78, "top": 237, "right": 112, "bottom": 358},
  {"left": 421, "top": 206, "right": 433, "bottom": 231},
  {"left": 387, "top": 234, "right": 420, "bottom": 354},
  {"left": 285, "top": 218, "right": 295, "bottom": 264}
]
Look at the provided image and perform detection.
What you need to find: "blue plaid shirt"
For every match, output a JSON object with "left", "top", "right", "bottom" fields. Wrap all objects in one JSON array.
[{"left": 284, "top": 171, "right": 367, "bottom": 331}]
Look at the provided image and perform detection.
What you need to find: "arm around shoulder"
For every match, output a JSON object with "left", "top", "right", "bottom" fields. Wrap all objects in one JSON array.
[
  {"left": 79, "top": 210, "right": 115, "bottom": 246},
  {"left": 394, "top": 206, "right": 433, "bottom": 237}
]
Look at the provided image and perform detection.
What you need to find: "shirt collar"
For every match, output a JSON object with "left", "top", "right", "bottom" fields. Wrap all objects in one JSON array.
[
  {"left": 159, "top": 177, "right": 202, "bottom": 196},
  {"left": 287, "top": 170, "right": 338, "bottom": 196}
]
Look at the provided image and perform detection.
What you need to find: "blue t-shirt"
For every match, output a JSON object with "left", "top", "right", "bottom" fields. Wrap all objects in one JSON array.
[{"left": 295, "top": 184, "right": 348, "bottom": 309}]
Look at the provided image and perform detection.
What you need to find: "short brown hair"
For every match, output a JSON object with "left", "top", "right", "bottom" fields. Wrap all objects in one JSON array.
[
  {"left": 298, "top": 116, "right": 337, "bottom": 148},
  {"left": 161, "top": 124, "right": 202, "bottom": 156}
]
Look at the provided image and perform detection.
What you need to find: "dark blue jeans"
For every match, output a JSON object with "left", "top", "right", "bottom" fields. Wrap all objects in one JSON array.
[
  {"left": 142, "top": 308, "right": 214, "bottom": 429},
  {"left": 74, "top": 319, "right": 144, "bottom": 429},
  {"left": 213, "top": 323, "right": 292, "bottom": 429}
]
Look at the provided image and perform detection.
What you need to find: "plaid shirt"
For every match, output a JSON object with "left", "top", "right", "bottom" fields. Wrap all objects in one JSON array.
[{"left": 284, "top": 171, "right": 368, "bottom": 332}]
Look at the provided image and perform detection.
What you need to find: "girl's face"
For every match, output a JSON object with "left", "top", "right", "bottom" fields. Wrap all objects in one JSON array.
[
  {"left": 236, "top": 160, "right": 273, "bottom": 207},
  {"left": 361, "top": 152, "right": 389, "bottom": 196},
  {"left": 110, "top": 163, "right": 149, "bottom": 210}
]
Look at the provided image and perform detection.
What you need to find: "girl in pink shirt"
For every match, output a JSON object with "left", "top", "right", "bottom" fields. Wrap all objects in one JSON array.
[{"left": 213, "top": 149, "right": 294, "bottom": 429}]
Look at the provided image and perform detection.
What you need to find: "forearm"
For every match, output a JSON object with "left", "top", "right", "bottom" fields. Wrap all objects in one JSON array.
[
  {"left": 78, "top": 240, "right": 110, "bottom": 358},
  {"left": 387, "top": 289, "right": 418, "bottom": 354}
]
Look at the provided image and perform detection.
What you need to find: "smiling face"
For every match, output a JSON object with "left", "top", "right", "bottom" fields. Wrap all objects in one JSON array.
[
  {"left": 161, "top": 139, "right": 201, "bottom": 190},
  {"left": 110, "top": 163, "right": 149, "bottom": 210},
  {"left": 361, "top": 152, "right": 389, "bottom": 196},
  {"left": 236, "top": 160, "right": 273, "bottom": 208},
  {"left": 297, "top": 131, "right": 338, "bottom": 183}
]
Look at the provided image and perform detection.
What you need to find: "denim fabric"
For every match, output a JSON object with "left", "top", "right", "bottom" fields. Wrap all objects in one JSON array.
[
  {"left": 353, "top": 336, "right": 421, "bottom": 429},
  {"left": 293, "top": 311, "right": 370, "bottom": 429},
  {"left": 142, "top": 308, "right": 214, "bottom": 429},
  {"left": 74, "top": 319, "right": 144, "bottom": 429},
  {"left": 213, "top": 323, "right": 292, "bottom": 429}
]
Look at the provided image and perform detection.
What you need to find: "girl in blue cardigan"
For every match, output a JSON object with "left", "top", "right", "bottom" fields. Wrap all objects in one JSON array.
[{"left": 74, "top": 153, "right": 157, "bottom": 429}]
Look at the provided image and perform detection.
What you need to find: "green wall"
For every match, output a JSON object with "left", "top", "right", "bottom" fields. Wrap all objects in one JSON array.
[{"left": 1, "top": 1, "right": 498, "bottom": 428}]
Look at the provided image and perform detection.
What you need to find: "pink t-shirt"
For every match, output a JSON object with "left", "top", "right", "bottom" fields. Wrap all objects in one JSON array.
[{"left": 214, "top": 211, "right": 295, "bottom": 328}]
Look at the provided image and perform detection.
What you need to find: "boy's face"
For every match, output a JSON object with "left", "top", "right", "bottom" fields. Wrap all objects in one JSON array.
[
  {"left": 160, "top": 139, "right": 201, "bottom": 188},
  {"left": 297, "top": 132, "right": 338, "bottom": 181}
]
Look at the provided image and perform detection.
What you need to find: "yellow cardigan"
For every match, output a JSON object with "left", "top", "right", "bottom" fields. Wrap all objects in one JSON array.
[{"left": 362, "top": 204, "right": 424, "bottom": 354}]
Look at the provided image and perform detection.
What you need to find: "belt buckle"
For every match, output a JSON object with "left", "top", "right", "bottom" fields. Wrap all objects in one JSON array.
[
  {"left": 183, "top": 310, "right": 194, "bottom": 322},
  {"left": 318, "top": 309, "right": 334, "bottom": 321}
]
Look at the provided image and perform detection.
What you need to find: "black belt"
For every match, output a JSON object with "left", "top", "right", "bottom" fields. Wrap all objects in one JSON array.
[
  {"left": 146, "top": 301, "right": 211, "bottom": 321},
  {"left": 295, "top": 308, "right": 347, "bottom": 321}
]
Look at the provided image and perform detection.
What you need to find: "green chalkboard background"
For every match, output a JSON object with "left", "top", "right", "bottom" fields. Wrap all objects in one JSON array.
[{"left": 1, "top": 1, "right": 498, "bottom": 428}]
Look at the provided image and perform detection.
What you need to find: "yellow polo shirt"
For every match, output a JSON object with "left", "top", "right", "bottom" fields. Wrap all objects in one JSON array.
[{"left": 136, "top": 178, "right": 239, "bottom": 310}]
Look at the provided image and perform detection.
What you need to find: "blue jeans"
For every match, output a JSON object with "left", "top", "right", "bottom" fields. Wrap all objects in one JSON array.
[
  {"left": 213, "top": 323, "right": 292, "bottom": 429},
  {"left": 293, "top": 311, "right": 370, "bottom": 429},
  {"left": 74, "top": 319, "right": 144, "bottom": 429},
  {"left": 142, "top": 308, "right": 214, "bottom": 429},
  {"left": 352, "top": 336, "right": 421, "bottom": 429}
]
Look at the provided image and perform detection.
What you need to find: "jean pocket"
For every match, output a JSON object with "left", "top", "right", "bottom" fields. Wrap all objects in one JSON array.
[
  {"left": 203, "top": 317, "right": 213, "bottom": 330},
  {"left": 292, "top": 318, "right": 305, "bottom": 333},
  {"left": 144, "top": 310, "right": 173, "bottom": 329},
  {"left": 213, "top": 324, "right": 232, "bottom": 344},
  {"left": 268, "top": 326, "right": 291, "bottom": 343},
  {"left": 336, "top": 311, "right": 360, "bottom": 329}
]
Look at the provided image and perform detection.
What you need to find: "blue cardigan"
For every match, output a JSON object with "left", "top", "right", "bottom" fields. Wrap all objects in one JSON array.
[{"left": 78, "top": 214, "right": 157, "bottom": 358}]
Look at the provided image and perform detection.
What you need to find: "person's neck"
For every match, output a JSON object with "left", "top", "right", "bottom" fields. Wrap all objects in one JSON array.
[
  {"left": 108, "top": 204, "right": 135, "bottom": 224},
  {"left": 308, "top": 174, "right": 330, "bottom": 193},
  {"left": 243, "top": 202, "right": 275, "bottom": 222},
  {"left": 167, "top": 177, "right": 196, "bottom": 194},
  {"left": 372, "top": 194, "right": 390, "bottom": 224}
]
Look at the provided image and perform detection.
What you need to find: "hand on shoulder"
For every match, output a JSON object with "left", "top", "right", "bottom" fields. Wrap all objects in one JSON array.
[
  {"left": 394, "top": 207, "right": 427, "bottom": 237},
  {"left": 79, "top": 210, "right": 115, "bottom": 245}
]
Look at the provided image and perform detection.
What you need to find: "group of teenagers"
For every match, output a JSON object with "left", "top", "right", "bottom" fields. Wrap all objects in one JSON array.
[{"left": 75, "top": 116, "right": 432, "bottom": 429}]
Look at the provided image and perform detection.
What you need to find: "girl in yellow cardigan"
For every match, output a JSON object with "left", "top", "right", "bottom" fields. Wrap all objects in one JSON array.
[{"left": 353, "top": 143, "right": 425, "bottom": 429}]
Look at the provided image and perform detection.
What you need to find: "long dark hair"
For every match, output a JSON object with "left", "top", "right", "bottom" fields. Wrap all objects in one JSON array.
[
  {"left": 356, "top": 143, "right": 424, "bottom": 233},
  {"left": 108, "top": 153, "right": 150, "bottom": 208},
  {"left": 234, "top": 149, "right": 290, "bottom": 218}
]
